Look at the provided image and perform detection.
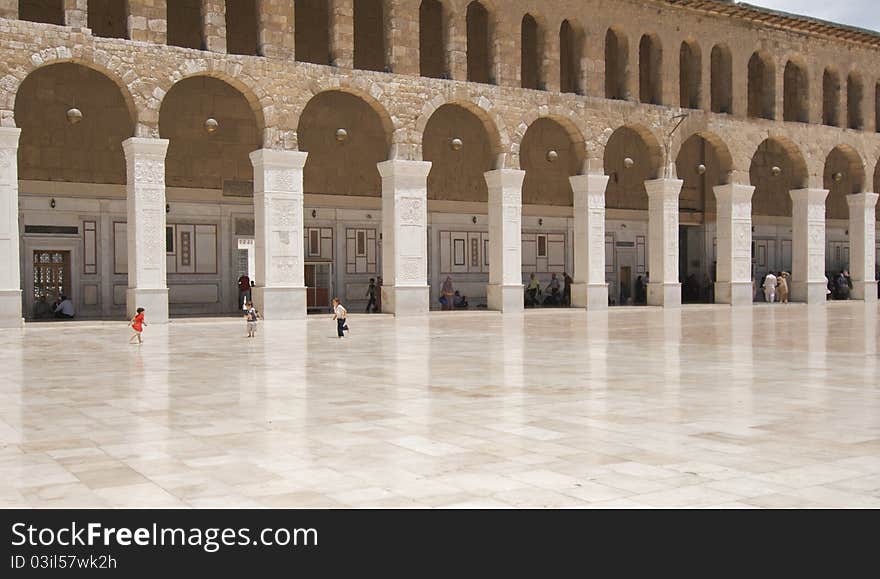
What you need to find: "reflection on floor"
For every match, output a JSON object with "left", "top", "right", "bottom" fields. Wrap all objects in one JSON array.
[{"left": 1, "top": 302, "right": 878, "bottom": 508}]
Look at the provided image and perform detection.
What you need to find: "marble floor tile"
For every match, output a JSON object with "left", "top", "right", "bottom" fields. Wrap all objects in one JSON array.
[{"left": 1, "top": 303, "right": 879, "bottom": 508}]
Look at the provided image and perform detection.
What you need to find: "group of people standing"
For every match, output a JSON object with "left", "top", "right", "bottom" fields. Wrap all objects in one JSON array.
[{"left": 760, "top": 271, "right": 791, "bottom": 304}]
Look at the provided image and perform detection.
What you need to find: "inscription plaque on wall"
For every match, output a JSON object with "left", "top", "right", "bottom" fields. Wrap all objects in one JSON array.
[{"left": 223, "top": 180, "right": 255, "bottom": 197}]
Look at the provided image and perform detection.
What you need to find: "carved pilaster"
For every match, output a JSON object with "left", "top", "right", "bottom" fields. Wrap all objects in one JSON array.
[
  {"left": 123, "top": 138, "right": 170, "bottom": 322},
  {"left": 790, "top": 188, "right": 829, "bottom": 304},
  {"left": 571, "top": 173, "right": 609, "bottom": 310},
  {"left": 379, "top": 160, "right": 431, "bottom": 316},
  {"left": 713, "top": 183, "right": 755, "bottom": 306},
  {"left": 486, "top": 169, "right": 525, "bottom": 313},
  {"left": 0, "top": 127, "right": 22, "bottom": 328},
  {"left": 847, "top": 193, "right": 879, "bottom": 301},
  {"left": 645, "top": 178, "right": 683, "bottom": 307},
  {"left": 250, "top": 149, "right": 308, "bottom": 320}
]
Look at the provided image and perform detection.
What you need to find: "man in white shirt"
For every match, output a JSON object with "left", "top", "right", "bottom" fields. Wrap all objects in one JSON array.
[
  {"left": 332, "top": 298, "right": 349, "bottom": 339},
  {"left": 53, "top": 295, "right": 75, "bottom": 319},
  {"left": 762, "top": 272, "right": 777, "bottom": 303}
]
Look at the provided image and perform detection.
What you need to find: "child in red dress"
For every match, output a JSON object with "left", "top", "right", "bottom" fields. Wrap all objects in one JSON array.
[{"left": 129, "top": 308, "right": 146, "bottom": 344}]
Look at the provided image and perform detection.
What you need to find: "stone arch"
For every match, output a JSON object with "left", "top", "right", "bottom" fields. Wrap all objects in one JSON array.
[
  {"left": 297, "top": 89, "right": 392, "bottom": 197},
  {"left": 748, "top": 51, "right": 775, "bottom": 120},
  {"left": 159, "top": 75, "right": 261, "bottom": 191},
  {"left": 847, "top": 71, "right": 865, "bottom": 130},
  {"left": 415, "top": 94, "right": 508, "bottom": 167},
  {"left": 419, "top": 0, "right": 446, "bottom": 78},
  {"left": 466, "top": 1, "right": 494, "bottom": 84},
  {"left": 605, "top": 27, "right": 629, "bottom": 100},
  {"left": 675, "top": 131, "right": 733, "bottom": 214},
  {"left": 783, "top": 58, "right": 809, "bottom": 123},
  {"left": 295, "top": 0, "right": 331, "bottom": 65},
  {"left": 679, "top": 39, "right": 701, "bottom": 110},
  {"left": 603, "top": 124, "right": 664, "bottom": 210},
  {"left": 163, "top": 65, "right": 270, "bottom": 145},
  {"left": 559, "top": 19, "right": 584, "bottom": 95},
  {"left": 3, "top": 51, "right": 141, "bottom": 133},
  {"left": 823, "top": 67, "right": 841, "bottom": 127},
  {"left": 300, "top": 79, "right": 398, "bottom": 157},
  {"left": 520, "top": 116, "right": 586, "bottom": 206},
  {"left": 520, "top": 13, "right": 544, "bottom": 90},
  {"left": 423, "top": 103, "right": 498, "bottom": 202},
  {"left": 710, "top": 44, "right": 733, "bottom": 114},
  {"left": 639, "top": 33, "right": 663, "bottom": 105},
  {"left": 750, "top": 136, "right": 809, "bottom": 217},
  {"left": 824, "top": 144, "right": 865, "bottom": 220},
  {"left": 14, "top": 62, "right": 136, "bottom": 184}
]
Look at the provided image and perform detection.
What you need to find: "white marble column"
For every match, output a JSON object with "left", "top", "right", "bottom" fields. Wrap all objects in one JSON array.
[
  {"left": 645, "top": 178, "right": 684, "bottom": 307},
  {"left": 486, "top": 169, "right": 525, "bottom": 313},
  {"left": 0, "top": 127, "right": 22, "bottom": 328},
  {"left": 847, "top": 192, "right": 879, "bottom": 301},
  {"left": 790, "top": 188, "right": 829, "bottom": 304},
  {"left": 713, "top": 182, "right": 756, "bottom": 306},
  {"left": 123, "top": 137, "right": 170, "bottom": 322},
  {"left": 250, "top": 149, "right": 309, "bottom": 320},
  {"left": 378, "top": 160, "right": 432, "bottom": 316},
  {"left": 570, "top": 173, "right": 609, "bottom": 310}
]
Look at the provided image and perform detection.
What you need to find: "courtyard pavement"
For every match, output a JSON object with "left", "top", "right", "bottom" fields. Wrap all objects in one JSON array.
[{"left": 1, "top": 302, "right": 879, "bottom": 508}]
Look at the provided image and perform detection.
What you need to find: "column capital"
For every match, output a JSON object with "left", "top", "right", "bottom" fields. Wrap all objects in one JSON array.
[
  {"left": 789, "top": 188, "right": 829, "bottom": 204},
  {"left": 377, "top": 159, "right": 432, "bottom": 180},
  {"left": 0, "top": 126, "right": 22, "bottom": 149},
  {"left": 122, "top": 137, "right": 169, "bottom": 160},
  {"left": 484, "top": 169, "right": 526, "bottom": 191},
  {"left": 713, "top": 182, "right": 755, "bottom": 204},
  {"left": 570, "top": 173, "right": 610, "bottom": 195},
  {"left": 846, "top": 192, "right": 880, "bottom": 208},
  {"left": 644, "top": 178, "right": 684, "bottom": 199},
  {"left": 249, "top": 149, "right": 308, "bottom": 170}
]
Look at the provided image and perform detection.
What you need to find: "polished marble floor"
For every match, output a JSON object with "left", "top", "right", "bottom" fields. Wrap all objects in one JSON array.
[{"left": 1, "top": 302, "right": 879, "bottom": 509}]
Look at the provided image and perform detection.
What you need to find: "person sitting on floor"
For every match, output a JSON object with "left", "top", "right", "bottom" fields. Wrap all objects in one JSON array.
[
  {"left": 453, "top": 291, "right": 468, "bottom": 309},
  {"left": 53, "top": 295, "right": 75, "bottom": 319}
]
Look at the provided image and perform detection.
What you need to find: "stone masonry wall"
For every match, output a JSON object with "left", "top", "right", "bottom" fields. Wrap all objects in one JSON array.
[{"left": 0, "top": 0, "right": 879, "bottom": 198}]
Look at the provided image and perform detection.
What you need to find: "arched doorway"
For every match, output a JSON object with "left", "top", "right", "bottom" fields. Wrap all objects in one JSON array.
[
  {"left": 419, "top": 0, "right": 445, "bottom": 78},
  {"left": 748, "top": 51, "right": 775, "bottom": 120},
  {"left": 679, "top": 40, "right": 701, "bottom": 110},
  {"left": 603, "top": 125, "right": 663, "bottom": 305},
  {"left": 297, "top": 90, "right": 392, "bottom": 312},
  {"left": 14, "top": 62, "right": 135, "bottom": 320},
  {"left": 639, "top": 34, "right": 663, "bottom": 105},
  {"left": 824, "top": 145, "right": 866, "bottom": 278},
  {"left": 823, "top": 68, "right": 841, "bottom": 127},
  {"left": 605, "top": 28, "right": 629, "bottom": 101},
  {"left": 466, "top": 2, "right": 492, "bottom": 84},
  {"left": 710, "top": 44, "right": 733, "bottom": 114},
  {"left": 159, "top": 75, "right": 262, "bottom": 315},
  {"left": 783, "top": 59, "right": 809, "bottom": 123},
  {"left": 520, "top": 14, "right": 542, "bottom": 90},
  {"left": 749, "top": 137, "right": 809, "bottom": 300},
  {"left": 423, "top": 103, "right": 499, "bottom": 307},
  {"left": 520, "top": 118, "right": 584, "bottom": 307},
  {"left": 675, "top": 133, "right": 733, "bottom": 303}
]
